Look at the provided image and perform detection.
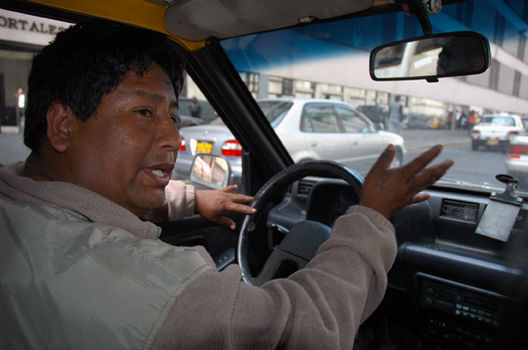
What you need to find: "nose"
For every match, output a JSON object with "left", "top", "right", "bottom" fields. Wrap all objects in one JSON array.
[{"left": 156, "top": 113, "right": 182, "bottom": 152}]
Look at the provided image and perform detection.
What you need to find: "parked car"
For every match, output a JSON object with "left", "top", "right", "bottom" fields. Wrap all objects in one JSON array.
[
  {"left": 505, "top": 135, "right": 528, "bottom": 190},
  {"left": 175, "top": 115, "right": 206, "bottom": 128},
  {"left": 471, "top": 114, "right": 525, "bottom": 152},
  {"left": 405, "top": 113, "right": 433, "bottom": 129},
  {"left": 522, "top": 116, "right": 528, "bottom": 131},
  {"left": 174, "top": 98, "right": 405, "bottom": 182}
]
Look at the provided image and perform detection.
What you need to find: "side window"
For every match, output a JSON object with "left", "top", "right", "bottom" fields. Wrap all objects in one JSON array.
[
  {"left": 335, "top": 106, "right": 370, "bottom": 133},
  {"left": 174, "top": 76, "right": 240, "bottom": 187},
  {"left": 301, "top": 104, "right": 341, "bottom": 133},
  {"left": 0, "top": 10, "right": 72, "bottom": 164}
]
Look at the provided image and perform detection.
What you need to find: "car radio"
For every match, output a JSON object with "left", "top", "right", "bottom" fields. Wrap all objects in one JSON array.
[{"left": 415, "top": 274, "right": 511, "bottom": 347}]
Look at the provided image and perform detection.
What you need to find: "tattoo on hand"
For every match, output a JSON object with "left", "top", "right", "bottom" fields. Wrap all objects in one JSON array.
[{"left": 376, "top": 175, "right": 388, "bottom": 190}]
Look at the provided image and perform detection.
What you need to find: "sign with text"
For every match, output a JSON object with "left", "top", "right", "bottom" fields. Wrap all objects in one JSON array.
[{"left": 0, "top": 9, "right": 72, "bottom": 47}]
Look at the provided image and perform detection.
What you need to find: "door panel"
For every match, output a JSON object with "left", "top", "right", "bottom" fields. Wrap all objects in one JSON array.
[
  {"left": 300, "top": 103, "right": 349, "bottom": 163},
  {"left": 335, "top": 106, "right": 383, "bottom": 172}
]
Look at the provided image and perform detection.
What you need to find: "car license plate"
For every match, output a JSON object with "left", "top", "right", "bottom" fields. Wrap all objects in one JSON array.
[
  {"left": 196, "top": 141, "right": 213, "bottom": 153},
  {"left": 487, "top": 139, "right": 499, "bottom": 145}
]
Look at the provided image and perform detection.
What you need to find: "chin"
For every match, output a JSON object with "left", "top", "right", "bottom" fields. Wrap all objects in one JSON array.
[{"left": 131, "top": 188, "right": 167, "bottom": 211}]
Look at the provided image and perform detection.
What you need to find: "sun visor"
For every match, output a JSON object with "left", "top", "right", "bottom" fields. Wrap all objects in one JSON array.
[{"left": 164, "top": 0, "right": 374, "bottom": 41}]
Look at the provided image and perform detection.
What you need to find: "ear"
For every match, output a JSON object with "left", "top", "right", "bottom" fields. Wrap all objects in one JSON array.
[{"left": 46, "top": 102, "right": 73, "bottom": 153}]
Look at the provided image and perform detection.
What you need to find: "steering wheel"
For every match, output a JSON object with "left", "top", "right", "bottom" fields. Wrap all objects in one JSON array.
[{"left": 237, "top": 160, "right": 364, "bottom": 286}]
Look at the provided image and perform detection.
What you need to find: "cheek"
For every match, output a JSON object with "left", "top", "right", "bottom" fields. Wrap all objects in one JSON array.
[
  {"left": 103, "top": 126, "right": 151, "bottom": 176},
  {"left": 74, "top": 124, "right": 150, "bottom": 186}
]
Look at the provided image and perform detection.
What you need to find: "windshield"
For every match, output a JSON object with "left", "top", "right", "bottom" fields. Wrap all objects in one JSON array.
[
  {"left": 479, "top": 116, "right": 515, "bottom": 127},
  {"left": 221, "top": 0, "right": 528, "bottom": 196}
]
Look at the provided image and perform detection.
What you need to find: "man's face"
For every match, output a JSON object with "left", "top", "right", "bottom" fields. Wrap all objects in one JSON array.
[{"left": 67, "top": 63, "right": 180, "bottom": 217}]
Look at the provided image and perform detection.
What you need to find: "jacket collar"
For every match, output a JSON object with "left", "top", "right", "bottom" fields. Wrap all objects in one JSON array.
[{"left": 0, "top": 162, "right": 160, "bottom": 239}]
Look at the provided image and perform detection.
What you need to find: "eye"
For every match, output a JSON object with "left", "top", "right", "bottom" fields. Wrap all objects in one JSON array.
[
  {"left": 170, "top": 114, "right": 179, "bottom": 123},
  {"left": 136, "top": 108, "right": 153, "bottom": 118}
]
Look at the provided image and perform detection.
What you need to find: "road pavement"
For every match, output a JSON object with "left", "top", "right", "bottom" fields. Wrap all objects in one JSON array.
[{"left": 402, "top": 128, "right": 470, "bottom": 152}]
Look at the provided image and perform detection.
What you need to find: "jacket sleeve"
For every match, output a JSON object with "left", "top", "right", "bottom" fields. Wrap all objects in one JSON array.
[
  {"left": 166, "top": 180, "right": 196, "bottom": 221},
  {"left": 151, "top": 205, "right": 397, "bottom": 349}
]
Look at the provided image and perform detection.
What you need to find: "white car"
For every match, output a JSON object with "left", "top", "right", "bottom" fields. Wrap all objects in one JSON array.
[
  {"left": 505, "top": 135, "right": 528, "bottom": 189},
  {"left": 174, "top": 98, "right": 405, "bottom": 183},
  {"left": 471, "top": 114, "right": 526, "bottom": 152}
]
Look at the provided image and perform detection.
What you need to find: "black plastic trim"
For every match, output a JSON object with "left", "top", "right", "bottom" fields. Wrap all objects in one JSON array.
[{"left": 399, "top": 243, "right": 524, "bottom": 295}]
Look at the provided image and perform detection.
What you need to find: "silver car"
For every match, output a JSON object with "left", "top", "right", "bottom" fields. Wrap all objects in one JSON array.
[
  {"left": 174, "top": 98, "right": 405, "bottom": 183},
  {"left": 505, "top": 135, "right": 528, "bottom": 189}
]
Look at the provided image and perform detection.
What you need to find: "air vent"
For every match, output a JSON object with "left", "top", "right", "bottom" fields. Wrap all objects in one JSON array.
[
  {"left": 297, "top": 180, "right": 316, "bottom": 195},
  {"left": 440, "top": 199, "right": 479, "bottom": 223}
]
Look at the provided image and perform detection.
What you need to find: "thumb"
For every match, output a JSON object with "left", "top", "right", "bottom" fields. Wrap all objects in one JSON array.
[{"left": 221, "top": 185, "right": 238, "bottom": 193}]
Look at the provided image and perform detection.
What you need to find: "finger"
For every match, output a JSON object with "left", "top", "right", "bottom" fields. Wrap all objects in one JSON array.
[
  {"left": 404, "top": 144, "right": 444, "bottom": 175},
  {"left": 410, "top": 192, "right": 431, "bottom": 204},
  {"left": 217, "top": 216, "right": 236, "bottom": 230},
  {"left": 226, "top": 202, "right": 257, "bottom": 215},
  {"left": 221, "top": 185, "right": 238, "bottom": 193},
  {"left": 368, "top": 144, "right": 396, "bottom": 176},
  {"left": 413, "top": 159, "right": 454, "bottom": 191},
  {"left": 227, "top": 193, "right": 254, "bottom": 204}
]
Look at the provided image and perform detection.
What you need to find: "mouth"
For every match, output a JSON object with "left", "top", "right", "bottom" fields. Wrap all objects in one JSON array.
[{"left": 143, "top": 163, "right": 174, "bottom": 186}]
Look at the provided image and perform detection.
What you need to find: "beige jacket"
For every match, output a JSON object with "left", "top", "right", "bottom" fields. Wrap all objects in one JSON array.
[{"left": 0, "top": 162, "right": 397, "bottom": 349}]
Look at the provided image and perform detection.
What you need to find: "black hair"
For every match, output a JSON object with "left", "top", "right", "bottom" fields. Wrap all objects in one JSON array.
[{"left": 24, "top": 19, "right": 185, "bottom": 153}]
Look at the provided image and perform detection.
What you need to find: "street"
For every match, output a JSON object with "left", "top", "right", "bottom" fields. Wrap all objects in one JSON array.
[
  {"left": 407, "top": 145, "right": 508, "bottom": 190},
  {"left": 0, "top": 130, "right": 29, "bottom": 165},
  {"left": 401, "top": 128, "right": 508, "bottom": 191},
  {"left": 0, "top": 127, "right": 509, "bottom": 191}
]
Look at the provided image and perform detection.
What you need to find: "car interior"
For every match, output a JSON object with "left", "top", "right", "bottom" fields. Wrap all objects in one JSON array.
[{"left": 2, "top": 0, "right": 528, "bottom": 349}]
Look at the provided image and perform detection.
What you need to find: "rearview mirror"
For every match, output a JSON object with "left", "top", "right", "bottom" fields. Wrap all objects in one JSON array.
[
  {"left": 190, "top": 154, "right": 231, "bottom": 189},
  {"left": 370, "top": 31, "right": 490, "bottom": 82}
]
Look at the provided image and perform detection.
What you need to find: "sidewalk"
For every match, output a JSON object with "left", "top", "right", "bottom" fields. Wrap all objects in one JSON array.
[
  {"left": 402, "top": 129, "right": 470, "bottom": 152},
  {"left": 1, "top": 126, "right": 21, "bottom": 134}
]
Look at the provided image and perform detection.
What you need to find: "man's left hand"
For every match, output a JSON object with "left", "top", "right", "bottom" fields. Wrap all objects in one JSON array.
[{"left": 195, "top": 185, "right": 256, "bottom": 230}]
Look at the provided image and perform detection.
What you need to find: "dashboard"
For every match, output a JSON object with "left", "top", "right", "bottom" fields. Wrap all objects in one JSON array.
[{"left": 267, "top": 177, "right": 528, "bottom": 349}]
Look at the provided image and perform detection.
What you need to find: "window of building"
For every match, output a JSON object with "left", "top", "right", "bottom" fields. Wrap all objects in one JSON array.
[
  {"left": 493, "top": 13, "right": 505, "bottom": 47},
  {"left": 282, "top": 78, "right": 293, "bottom": 96},
  {"left": 239, "top": 71, "right": 259, "bottom": 94},
  {"left": 513, "top": 71, "right": 521, "bottom": 97},
  {"left": 489, "top": 59, "right": 500, "bottom": 90},
  {"left": 518, "top": 34, "right": 526, "bottom": 61}
]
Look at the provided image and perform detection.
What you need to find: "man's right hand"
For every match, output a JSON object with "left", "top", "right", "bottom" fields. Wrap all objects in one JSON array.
[{"left": 360, "top": 144, "right": 454, "bottom": 219}]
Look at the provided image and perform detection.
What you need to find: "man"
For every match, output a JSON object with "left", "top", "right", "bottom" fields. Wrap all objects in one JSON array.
[
  {"left": 436, "top": 36, "right": 486, "bottom": 77},
  {"left": 467, "top": 110, "right": 477, "bottom": 134},
  {"left": 388, "top": 95, "right": 404, "bottom": 135},
  {"left": 188, "top": 96, "right": 202, "bottom": 118},
  {"left": 16, "top": 87, "right": 26, "bottom": 131},
  {"left": 0, "top": 20, "right": 453, "bottom": 349}
]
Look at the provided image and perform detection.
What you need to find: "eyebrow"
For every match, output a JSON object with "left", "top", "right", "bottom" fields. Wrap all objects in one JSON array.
[{"left": 133, "top": 89, "right": 178, "bottom": 108}]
